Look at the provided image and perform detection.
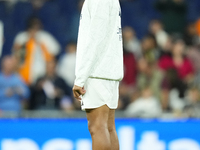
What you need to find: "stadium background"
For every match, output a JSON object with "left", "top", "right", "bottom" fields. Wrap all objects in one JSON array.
[{"left": 0, "top": 0, "right": 200, "bottom": 150}]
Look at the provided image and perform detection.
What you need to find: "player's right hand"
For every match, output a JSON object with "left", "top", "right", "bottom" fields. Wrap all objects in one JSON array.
[{"left": 72, "top": 85, "right": 86, "bottom": 101}]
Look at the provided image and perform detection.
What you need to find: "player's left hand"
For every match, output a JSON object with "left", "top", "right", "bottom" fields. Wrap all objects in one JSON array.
[{"left": 72, "top": 85, "right": 86, "bottom": 100}]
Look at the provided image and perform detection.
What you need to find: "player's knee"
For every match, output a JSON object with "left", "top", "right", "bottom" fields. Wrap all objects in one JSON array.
[
  {"left": 108, "top": 124, "right": 115, "bottom": 133},
  {"left": 88, "top": 121, "right": 107, "bottom": 136}
]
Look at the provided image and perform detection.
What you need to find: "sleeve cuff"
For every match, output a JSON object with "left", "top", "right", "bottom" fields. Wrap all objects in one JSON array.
[{"left": 74, "top": 80, "right": 85, "bottom": 88}]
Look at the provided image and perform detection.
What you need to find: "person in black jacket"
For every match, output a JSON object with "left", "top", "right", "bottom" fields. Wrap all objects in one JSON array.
[{"left": 29, "top": 60, "right": 73, "bottom": 110}]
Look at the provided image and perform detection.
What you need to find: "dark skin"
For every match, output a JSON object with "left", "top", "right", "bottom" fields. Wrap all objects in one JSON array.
[{"left": 72, "top": 85, "right": 119, "bottom": 150}]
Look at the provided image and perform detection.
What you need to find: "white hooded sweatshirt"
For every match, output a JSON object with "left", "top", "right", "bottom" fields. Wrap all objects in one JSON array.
[{"left": 75, "top": 0, "right": 123, "bottom": 87}]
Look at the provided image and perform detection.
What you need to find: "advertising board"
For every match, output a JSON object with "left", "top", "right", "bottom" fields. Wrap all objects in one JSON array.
[{"left": 0, "top": 119, "right": 199, "bottom": 150}]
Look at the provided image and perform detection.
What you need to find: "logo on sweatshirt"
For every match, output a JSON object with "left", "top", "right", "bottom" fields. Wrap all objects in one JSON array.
[{"left": 117, "top": 27, "right": 122, "bottom": 41}]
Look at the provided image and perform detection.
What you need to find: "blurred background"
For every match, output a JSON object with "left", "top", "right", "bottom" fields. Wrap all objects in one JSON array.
[{"left": 0, "top": 0, "right": 200, "bottom": 150}]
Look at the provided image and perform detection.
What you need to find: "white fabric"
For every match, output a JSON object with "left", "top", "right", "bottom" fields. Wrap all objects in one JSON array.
[
  {"left": 43, "top": 80, "right": 56, "bottom": 99},
  {"left": 125, "top": 97, "right": 162, "bottom": 118},
  {"left": 57, "top": 53, "right": 76, "bottom": 87},
  {"left": 124, "top": 38, "right": 142, "bottom": 59},
  {"left": 75, "top": 0, "right": 123, "bottom": 87},
  {"left": 155, "top": 30, "right": 168, "bottom": 49},
  {"left": 169, "top": 89, "right": 185, "bottom": 111},
  {"left": 81, "top": 78, "right": 119, "bottom": 110},
  {"left": 0, "top": 21, "right": 3, "bottom": 57}
]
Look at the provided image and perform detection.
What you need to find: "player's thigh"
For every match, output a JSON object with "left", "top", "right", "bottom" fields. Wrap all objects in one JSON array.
[
  {"left": 86, "top": 105, "right": 110, "bottom": 131},
  {"left": 107, "top": 109, "right": 116, "bottom": 132}
]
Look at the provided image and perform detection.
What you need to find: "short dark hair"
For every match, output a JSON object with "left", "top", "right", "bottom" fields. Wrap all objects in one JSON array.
[{"left": 26, "top": 16, "right": 42, "bottom": 30}]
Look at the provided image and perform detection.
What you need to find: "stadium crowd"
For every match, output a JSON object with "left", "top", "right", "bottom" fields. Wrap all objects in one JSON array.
[{"left": 0, "top": 0, "right": 200, "bottom": 118}]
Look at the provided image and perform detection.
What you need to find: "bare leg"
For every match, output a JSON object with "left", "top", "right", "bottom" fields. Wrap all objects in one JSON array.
[
  {"left": 108, "top": 109, "right": 119, "bottom": 150},
  {"left": 86, "top": 105, "right": 111, "bottom": 150}
]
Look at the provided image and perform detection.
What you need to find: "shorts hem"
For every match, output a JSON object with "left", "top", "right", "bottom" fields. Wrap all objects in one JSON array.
[{"left": 81, "top": 104, "right": 118, "bottom": 111}]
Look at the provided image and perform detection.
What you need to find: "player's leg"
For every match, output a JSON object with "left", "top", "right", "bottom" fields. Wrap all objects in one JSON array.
[
  {"left": 108, "top": 109, "right": 119, "bottom": 150},
  {"left": 86, "top": 105, "right": 111, "bottom": 150}
]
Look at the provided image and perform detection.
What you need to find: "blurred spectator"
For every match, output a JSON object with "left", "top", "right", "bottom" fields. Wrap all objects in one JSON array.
[
  {"left": 118, "top": 83, "right": 133, "bottom": 110},
  {"left": 123, "top": 26, "right": 142, "bottom": 60},
  {"left": 29, "top": 60, "right": 72, "bottom": 110},
  {"left": 122, "top": 48, "right": 137, "bottom": 86},
  {"left": 13, "top": 16, "right": 60, "bottom": 84},
  {"left": 161, "top": 69, "right": 187, "bottom": 113},
  {"left": 31, "top": 0, "right": 45, "bottom": 10},
  {"left": 155, "top": 0, "right": 187, "bottom": 34},
  {"left": 125, "top": 86, "right": 162, "bottom": 118},
  {"left": 193, "top": 73, "right": 200, "bottom": 91},
  {"left": 159, "top": 39, "right": 194, "bottom": 113},
  {"left": 196, "top": 18, "right": 200, "bottom": 39},
  {"left": 188, "top": 47, "right": 200, "bottom": 89},
  {"left": 118, "top": 48, "right": 137, "bottom": 110},
  {"left": 160, "top": 88, "right": 172, "bottom": 113},
  {"left": 186, "top": 46, "right": 200, "bottom": 73},
  {"left": 160, "top": 37, "right": 175, "bottom": 60},
  {"left": 183, "top": 22, "right": 199, "bottom": 46},
  {"left": 137, "top": 58, "right": 163, "bottom": 99},
  {"left": 142, "top": 34, "right": 158, "bottom": 63},
  {"left": 159, "top": 39, "right": 194, "bottom": 83},
  {"left": 149, "top": 20, "right": 169, "bottom": 50},
  {"left": 57, "top": 42, "right": 76, "bottom": 88},
  {"left": 0, "top": 55, "right": 29, "bottom": 113},
  {"left": 183, "top": 86, "right": 200, "bottom": 118}
]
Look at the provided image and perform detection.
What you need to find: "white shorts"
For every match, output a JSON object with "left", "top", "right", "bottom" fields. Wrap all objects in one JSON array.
[{"left": 81, "top": 78, "right": 119, "bottom": 110}]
